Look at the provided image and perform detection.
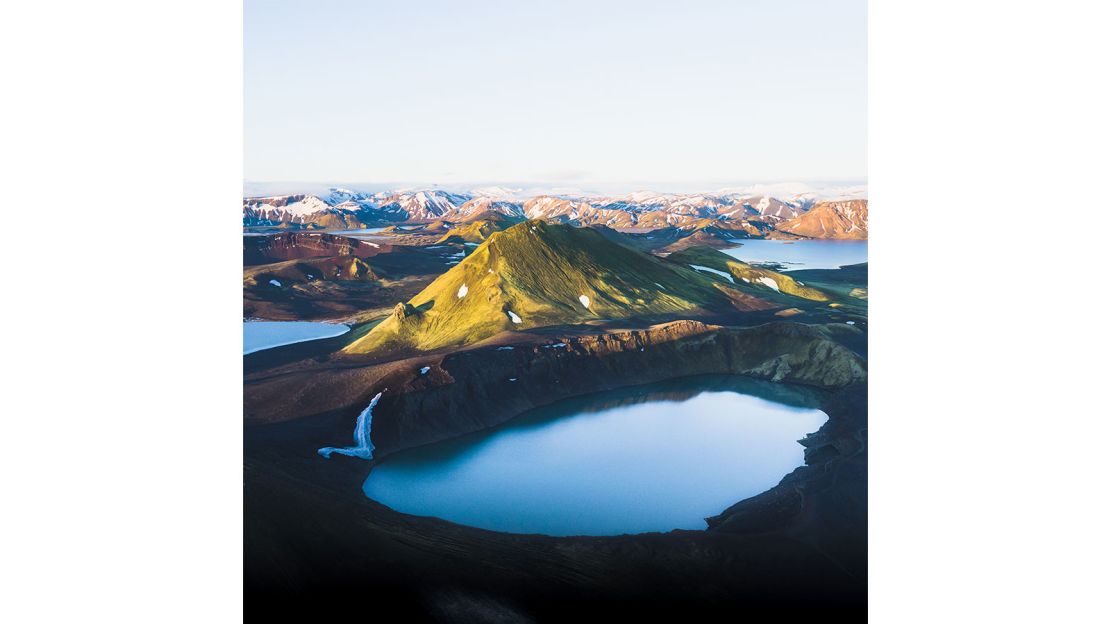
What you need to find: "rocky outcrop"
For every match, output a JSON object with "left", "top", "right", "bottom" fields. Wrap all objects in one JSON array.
[{"left": 392, "top": 302, "right": 418, "bottom": 321}]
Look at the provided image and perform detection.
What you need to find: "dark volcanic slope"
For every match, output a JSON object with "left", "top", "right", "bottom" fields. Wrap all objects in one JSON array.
[
  {"left": 244, "top": 320, "right": 868, "bottom": 621},
  {"left": 243, "top": 231, "right": 388, "bottom": 265},
  {"left": 243, "top": 235, "right": 460, "bottom": 322}
]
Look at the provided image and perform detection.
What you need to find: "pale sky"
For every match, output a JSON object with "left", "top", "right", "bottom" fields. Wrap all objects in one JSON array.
[{"left": 245, "top": 0, "right": 867, "bottom": 192}]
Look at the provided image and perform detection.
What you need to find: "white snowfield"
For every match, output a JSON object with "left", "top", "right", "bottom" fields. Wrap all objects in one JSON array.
[
  {"left": 688, "top": 264, "right": 734, "bottom": 283},
  {"left": 317, "top": 392, "right": 382, "bottom": 460},
  {"left": 507, "top": 310, "right": 522, "bottom": 324},
  {"left": 756, "top": 276, "right": 780, "bottom": 292},
  {"left": 420, "top": 366, "right": 431, "bottom": 374},
  {"left": 261, "top": 195, "right": 332, "bottom": 217},
  {"left": 457, "top": 284, "right": 469, "bottom": 298},
  {"left": 268, "top": 279, "right": 282, "bottom": 287},
  {"left": 579, "top": 295, "right": 590, "bottom": 308}
]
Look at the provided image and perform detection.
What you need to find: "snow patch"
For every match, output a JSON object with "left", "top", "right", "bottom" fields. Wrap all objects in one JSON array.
[
  {"left": 688, "top": 264, "right": 734, "bottom": 283},
  {"left": 457, "top": 284, "right": 469, "bottom": 298},
  {"left": 497, "top": 346, "right": 514, "bottom": 351},
  {"left": 419, "top": 366, "right": 431, "bottom": 375},
  {"left": 269, "top": 279, "right": 282, "bottom": 287},
  {"left": 579, "top": 295, "right": 590, "bottom": 308},
  {"left": 507, "top": 310, "right": 522, "bottom": 324},
  {"left": 757, "top": 276, "right": 780, "bottom": 292}
]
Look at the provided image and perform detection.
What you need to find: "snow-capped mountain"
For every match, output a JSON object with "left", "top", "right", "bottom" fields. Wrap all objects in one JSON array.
[
  {"left": 323, "top": 187, "right": 378, "bottom": 207},
  {"left": 445, "top": 197, "right": 526, "bottom": 220},
  {"left": 243, "top": 188, "right": 468, "bottom": 227},
  {"left": 243, "top": 184, "right": 868, "bottom": 238},
  {"left": 777, "top": 200, "right": 868, "bottom": 239},
  {"left": 370, "top": 189, "right": 470, "bottom": 221},
  {"left": 242, "top": 194, "right": 358, "bottom": 228},
  {"left": 468, "top": 186, "right": 524, "bottom": 199}
]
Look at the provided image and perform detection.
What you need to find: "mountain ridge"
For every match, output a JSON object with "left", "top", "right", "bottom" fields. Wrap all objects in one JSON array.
[{"left": 244, "top": 185, "right": 868, "bottom": 239}]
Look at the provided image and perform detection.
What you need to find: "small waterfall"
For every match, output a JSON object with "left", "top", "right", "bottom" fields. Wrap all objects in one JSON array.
[{"left": 317, "top": 392, "right": 382, "bottom": 460}]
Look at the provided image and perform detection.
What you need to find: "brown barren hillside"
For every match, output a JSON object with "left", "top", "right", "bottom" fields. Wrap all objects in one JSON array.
[
  {"left": 777, "top": 200, "right": 868, "bottom": 239},
  {"left": 243, "top": 232, "right": 391, "bottom": 265}
]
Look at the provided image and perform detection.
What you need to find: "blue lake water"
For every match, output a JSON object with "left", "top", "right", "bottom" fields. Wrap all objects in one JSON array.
[
  {"left": 330, "top": 227, "right": 390, "bottom": 237},
  {"left": 363, "top": 377, "right": 827, "bottom": 536},
  {"left": 721, "top": 239, "right": 867, "bottom": 271},
  {"left": 243, "top": 321, "right": 350, "bottom": 355}
]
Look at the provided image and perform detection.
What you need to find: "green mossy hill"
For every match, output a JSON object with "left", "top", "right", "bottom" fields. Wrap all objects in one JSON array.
[
  {"left": 666, "top": 246, "right": 830, "bottom": 302},
  {"left": 244, "top": 256, "right": 377, "bottom": 286},
  {"left": 344, "top": 221, "right": 772, "bottom": 354},
  {"left": 434, "top": 218, "right": 513, "bottom": 244}
]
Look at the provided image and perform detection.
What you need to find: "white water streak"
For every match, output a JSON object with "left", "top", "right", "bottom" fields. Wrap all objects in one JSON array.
[{"left": 317, "top": 392, "right": 382, "bottom": 460}]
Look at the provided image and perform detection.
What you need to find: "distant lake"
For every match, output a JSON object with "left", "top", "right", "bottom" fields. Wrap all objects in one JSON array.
[
  {"left": 243, "top": 321, "right": 350, "bottom": 355},
  {"left": 330, "top": 227, "right": 390, "bottom": 236},
  {"left": 363, "top": 377, "right": 827, "bottom": 536},
  {"left": 722, "top": 239, "right": 867, "bottom": 271}
]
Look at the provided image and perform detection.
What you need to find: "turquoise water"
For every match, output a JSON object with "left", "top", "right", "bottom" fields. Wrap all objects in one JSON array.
[
  {"left": 721, "top": 239, "right": 867, "bottom": 271},
  {"left": 243, "top": 321, "right": 350, "bottom": 355},
  {"left": 363, "top": 377, "right": 827, "bottom": 536}
]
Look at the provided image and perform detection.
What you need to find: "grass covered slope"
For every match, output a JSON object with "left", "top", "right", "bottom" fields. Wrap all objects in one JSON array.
[
  {"left": 344, "top": 221, "right": 772, "bottom": 354},
  {"left": 434, "top": 217, "right": 512, "bottom": 244},
  {"left": 666, "top": 246, "right": 830, "bottom": 302}
]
